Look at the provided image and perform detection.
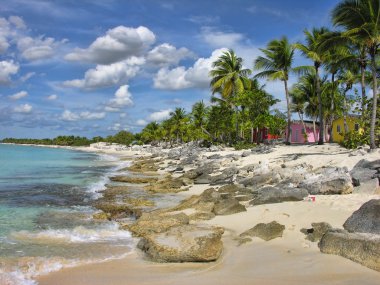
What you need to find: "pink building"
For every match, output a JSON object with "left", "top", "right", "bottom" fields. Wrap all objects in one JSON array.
[{"left": 286, "top": 120, "right": 319, "bottom": 143}]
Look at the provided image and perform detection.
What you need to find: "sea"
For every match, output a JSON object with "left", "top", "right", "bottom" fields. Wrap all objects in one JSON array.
[{"left": 0, "top": 144, "right": 134, "bottom": 285}]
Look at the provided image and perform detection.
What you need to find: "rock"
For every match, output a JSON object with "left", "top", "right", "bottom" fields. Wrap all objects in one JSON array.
[
  {"left": 193, "top": 174, "right": 213, "bottom": 184},
  {"left": 240, "top": 221, "right": 285, "bottom": 241},
  {"left": 94, "top": 202, "right": 142, "bottom": 218},
  {"left": 353, "top": 159, "right": 380, "bottom": 170},
  {"left": 110, "top": 176, "right": 158, "bottom": 184},
  {"left": 213, "top": 198, "right": 246, "bottom": 215},
  {"left": 207, "top": 154, "right": 221, "bottom": 160},
  {"left": 127, "top": 158, "right": 160, "bottom": 173},
  {"left": 241, "top": 151, "right": 251, "bottom": 157},
  {"left": 319, "top": 229, "right": 380, "bottom": 272},
  {"left": 210, "top": 167, "right": 239, "bottom": 185},
  {"left": 238, "top": 172, "right": 277, "bottom": 188},
  {"left": 350, "top": 167, "right": 377, "bottom": 186},
  {"left": 353, "top": 179, "right": 380, "bottom": 194},
  {"left": 299, "top": 167, "right": 353, "bottom": 195},
  {"left": 129, "top": 212, "right": 189, "bottom": 236},
  {"left": 144, "top": 175, "right": 187, "bottom": 193},
  {"left": 343, "top": 199, "right": 380, "bottom": 235},
  {"left": 300, "top": 222, "right": 332, "bottom": 242},
  {"left": 92, "top": 212, "right": 110, "bottom": 220},
  {"left": 189, "top": 212, "right": 215, "bottom": 221},
  {"left": 250, "top": 186, "right": 308, "bottom": 206},
  {"left": 137, "top": 225, "right": 224, "bottom": 262}
]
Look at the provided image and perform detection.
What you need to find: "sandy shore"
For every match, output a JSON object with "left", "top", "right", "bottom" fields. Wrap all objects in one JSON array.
[{"left": 36, "top": 143, "right": 380, "bottom": 285}]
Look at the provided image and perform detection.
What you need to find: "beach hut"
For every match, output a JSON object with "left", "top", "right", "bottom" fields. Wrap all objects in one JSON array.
[
  {"left": 331, "top": 115, "right": 362, "bottom": 143},
  {"left": 251, "top": 127, "right": 281, "bottom": 144},
  {"left": 284, "top": 120, "right": 319, "bottom": 143}
]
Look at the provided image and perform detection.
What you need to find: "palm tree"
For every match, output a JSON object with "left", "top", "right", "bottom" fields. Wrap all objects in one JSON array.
[
  {"left": 254, "top": 36, "right": 301, "bottom": 144},
  {"left": 209, "top": 49, "right": 252, "bottom": 141},
  {"left": 169, "top": 107, "right": 187, "bottom": 143},
  {"left": 295, "top": 27, "right": 331, "bottom": 144},
  {"left": 289, "top": 89, "right": 308, "bottom": 142},
  {"left": 332, "top": 0, "right": 380, "bottom": 149}
]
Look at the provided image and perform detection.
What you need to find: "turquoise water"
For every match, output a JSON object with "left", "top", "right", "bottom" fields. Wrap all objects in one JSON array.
[{"left": 0, "top": 144, "right": 133, "bottom": 285}]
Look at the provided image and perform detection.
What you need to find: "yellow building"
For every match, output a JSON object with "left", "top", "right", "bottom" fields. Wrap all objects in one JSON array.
[{"left": 331, "top": 116, "right": 362, "bottom": 142}]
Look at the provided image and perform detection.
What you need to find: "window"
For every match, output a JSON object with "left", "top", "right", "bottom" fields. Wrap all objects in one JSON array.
[
  {"left": 337, "top": 125, "right": 341, "bottom": 133},
  {"left": 354, "top": 123, "right": 359, "bottom": 131}
]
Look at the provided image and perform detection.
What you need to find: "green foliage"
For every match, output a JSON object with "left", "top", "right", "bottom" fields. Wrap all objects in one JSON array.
[
  {"left": 340, "top": 130, "right": 369, "bottom": 149},
  {"left": 233, "top": 142, "right": 256, "bottom": 150}
]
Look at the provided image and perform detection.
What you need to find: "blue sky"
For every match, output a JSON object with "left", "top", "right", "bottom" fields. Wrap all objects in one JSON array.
[{"left": 0, "top": 0, "right": 340, "bottom": 139}]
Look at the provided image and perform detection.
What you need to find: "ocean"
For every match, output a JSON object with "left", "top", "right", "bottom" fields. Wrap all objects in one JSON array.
[{"left": 0, "top": 144, "right": 134, "bottom": 285}]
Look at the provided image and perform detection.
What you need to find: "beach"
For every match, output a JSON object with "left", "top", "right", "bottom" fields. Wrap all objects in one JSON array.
[{"left": 33, "top": 143, "right": 380, "bottom": 285}]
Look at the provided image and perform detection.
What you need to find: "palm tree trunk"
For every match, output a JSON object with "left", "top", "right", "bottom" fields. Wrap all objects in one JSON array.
[
  {"left": 298, "top": 112, "right": 308, "bottom": 143},
  {"left": 343, "top": 94, "right": 349, "bottom": 134},
  {"left": 284, "top": 80, "right": 291, "bottom": 145},
  {"left": 312, "top": 119, "right": 317, "bottom": 142},
  {"left": 316, "top": 65, "right": 324, "bottom": 144},
  {"left": 360, "top": 63, "right": 367, "bottom": 119},
  {"left": 369, "top": 50, "right": 378, "bottom": 150},
  {"left": 329, "top": 73, "right": 335, "bottom": 143}
]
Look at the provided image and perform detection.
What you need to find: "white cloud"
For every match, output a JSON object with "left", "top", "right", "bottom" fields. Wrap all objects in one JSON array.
[
  {"left": 0, "top": 37, "right": 9, "bottom": 53},
  {"left": 146, "top": 43, "right": 194, "bottom": 67},
  {"left": 200, "top": 27, "right": 244, "bottom": 48},
  {"left": 14, "top": 103, "right": 32, "bottom": 113},
  {"left": 63, "top": 57, "right": 145, "bottom": 89},
  {"left": 136, "top": 119, "right": 147, "bottom": 126},
  {"left": 65, "top": 26, "right": 156, "bottom": 64},
  {"left": 108, "top": 123, "right": 122, "bottom": 131},
  {"left": 20, "top": 72, "right": 36, "bottom": 82},
  {"left": 61, "top": 110, "right": 106, "bottom": 121},
  {"left": 153, "top": 48, "right": 226, "bottom": 90},
  {"left": 8, "top": 16, "right": 26, "bottom": 29},
  {"left": 17, "top": 36, "right": 59, "bottom": 61},
  {"left": 47, "top": 94, "right": 58, "bottom": 100},
  {"left": 105, "top": 85, "right": 133, "bottom": 112},
  {"left": 9, "top": 90, "right": 28, "bottom": 100},
  {"left": 148, "top": 109, "right": 172, "bottom": 121},
  {"left": 0, "top": 60, "right": 19, "bottom": 84}
]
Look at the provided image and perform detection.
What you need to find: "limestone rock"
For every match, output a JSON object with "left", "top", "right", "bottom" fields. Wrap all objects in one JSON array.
[
  {"left": 319, "top": 229, "right": 380, "bottom": 272},
  {"left": 343, "top": 199, "right": 380, "bottom": 234},
  {"left": 240, "top": 221, "right": 285, "bottom": 241},
  {"left": 250, "top": 186, "right": 308, "bottom": 206},
  {"left": 213, "top": 198, "right": 246, "bottom": 215},
  {"left": 300, "top": 222, "right": 332, "bottom": 242},
  {"left": 137, "top": 225, "right": 224, "bottom": 262},
  {"left": 110, "top": 176, "right": 158, "bottom": 184}
]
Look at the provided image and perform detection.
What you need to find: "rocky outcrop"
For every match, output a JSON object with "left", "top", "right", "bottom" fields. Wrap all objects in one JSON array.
[
  {"left": 343, "top": 199, "right": 380, "bottom": 235},
  {"left": 137, "top": 225, "right": 224, "bottom": 262},
  {"left": 301, "top": 222, "right": 332, "bottom": 242},
  {"left": 213, "top": 198, "right": 246, "bottom": 215},
  {"left": 127, "top": 158, "right": 160, "bottom": 173},
  {"left": 319, "top": 229, "right": 380, "bottom": 272},
  {"left": 240, "top": 221, "right": 285, "bottom": 241},
  {"left": 144, "top": 175, "right": 189, "bottom": 193},
  {"left": 128, "top": 212, "right": 189, "bottom": 236},
  {"left": 299, "top": 167, "right": 353, "bottom": 195},
  {"left": 110, "top": 176, "right": 158, "bottom": 184},
  {"left": 250, "top": 186, "right": 308, "bottom": 206}
]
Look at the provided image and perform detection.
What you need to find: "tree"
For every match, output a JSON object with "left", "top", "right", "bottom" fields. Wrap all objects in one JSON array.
[
  {"left": 295, "top": 27, "right": 331, "bottom": 144},
  {"left": 209, "top": 49, "right": 252, "bottom": 140},
  {"left": 332, "top": 0, "right": 380, "bottom": 149},
  {"left": 169, "top": 107, "right": 187, "bottom": 143},
  {"left": 254, "top": 37, "right": 300, "bottom": 144}
]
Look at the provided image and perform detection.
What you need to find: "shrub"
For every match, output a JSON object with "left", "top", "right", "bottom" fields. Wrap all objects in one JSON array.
[{"left": 340, "top": 131, "right": 369, "bottom": 149}]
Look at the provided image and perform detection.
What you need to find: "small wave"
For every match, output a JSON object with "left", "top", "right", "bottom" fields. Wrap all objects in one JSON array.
[
  {"left": 12, "top": 223, "right": 132, "bottom": 244},
  {"left": 97, "top": 154, "right": 119, "bottom": 162}
]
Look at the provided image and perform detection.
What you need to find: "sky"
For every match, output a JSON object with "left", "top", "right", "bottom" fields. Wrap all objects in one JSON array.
[{"left": 0, "top": 0, "right": 341, "bottom": 139}]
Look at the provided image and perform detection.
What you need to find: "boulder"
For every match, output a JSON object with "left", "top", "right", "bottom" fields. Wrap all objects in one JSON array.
[
  {"left": 250, "top": 186, "right": 308, "bottom": 206},
  {"left": 210, "top": 167, "right": 239, "bottom": 185},
  {"left": 319, "top": 229, "right": 380, "bottom": 272},
  {"left": 300, "top": 222, "right": 332, "bottom": 242},
  {"left": 238, "top": 172, "right": 277, "bottom": 188},
  {"left": 299, "top": 167, "right": 353, "bottom": 195},
  {"left": 343, "top": 199, "right": 380, "bottom": 234},
  {"left": 137, "top": 225, "right": 224, "bottom": 262},
  {"left": 350, "top": 167, "right": 377, "bottom": 186},
  {"left": 353, "top": 179, "right": 380, "bottom": 194},
  {"left": 241, "top": 151, "right": 251, "bottom": 157},
  {"left": 110, "top": 176, "right": 158, "bottom": 184},
  {"left": 129, "top": 212, "right": 189, "bottom": 236},
  {"left": 240, "top": 221, "right": 285, "bottom": 241},
  {"left": 213, "top": 198, "right": 246, "bottom": 215}
]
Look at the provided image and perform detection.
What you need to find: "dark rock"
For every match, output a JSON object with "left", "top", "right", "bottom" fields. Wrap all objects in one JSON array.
[
  {"left": 207, "top": 154, "right": 221, "bottom": 160},
  {"left": 350, "top": 167, "right": 377, "bottom": 186},
  {"left": 319, "top": 229, "right": 380, "bottom": 272},
  {"left": 241, "top": 151, "right": 251, "bottom": 157},
  {"left": 300, "top": 222, "right": 332, "bottom": 242},
  {"left": 110, "top": 176, "right": 158, "bottom": 184},
  {"left": 343, "top": 199, "right": 380, "bottom": 234},
  {"left": 137, "top": 225, "right": 224, "bottom": 262},
  {"left": 238, "top": 172, "right": 277, "bottom": 188},
  {"left": 210, "top": 167, "right": 239, "bottom": 185},
  {"left": 250, "top": 186, "right": 308, "bottom": 206},
  {"left": 213, "top": 198, "right": 246, "bottom": 215},
  {"left": 194, "top": 174, "right": 213, "bottom": 184},
  {"left": 240, "top": 221, "right": 285, "bottom": 241},
  {"left": 353, "top": 179, "right": 380, "bottom": 194},
  {"left": 353, "top": 159, "right": 380, "bottom": 170}
]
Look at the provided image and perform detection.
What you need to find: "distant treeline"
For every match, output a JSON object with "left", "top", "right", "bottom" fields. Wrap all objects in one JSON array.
[{"left": 1, "top": 131, "right": 136, "bottom": 147}]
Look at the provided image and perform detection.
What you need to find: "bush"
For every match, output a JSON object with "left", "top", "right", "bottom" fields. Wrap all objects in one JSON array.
[
  {"left": 340, "top": 131, "right": 369, "bottom": 149},
  {"left": 233, "top": 141, "right": 257, "bottom": 150}
]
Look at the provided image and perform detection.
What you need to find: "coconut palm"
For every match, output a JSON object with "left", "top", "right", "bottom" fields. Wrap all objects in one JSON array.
[
  {"left": 209, "top": 49, "right": 252, "bottom": 140},
  {"left": 254, "top": 37, "right": 307, "bottom": 144},
  {"left": 169, "top": 107, "right": 187, "bottom": 143},
  {"left": 332, "top": 0, "right": 380, "bottom": 149},
  {"left": 295, "top": 27, "right": 331, "bottom": 144}
]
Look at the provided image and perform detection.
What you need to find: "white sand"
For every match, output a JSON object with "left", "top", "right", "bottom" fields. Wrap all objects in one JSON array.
[{"left": 37, "top": 144, "right": 380, "bottom": 285}]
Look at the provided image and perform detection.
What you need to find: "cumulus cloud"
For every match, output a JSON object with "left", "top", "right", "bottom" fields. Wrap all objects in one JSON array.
[
  {"left": 148, "top": 109, "right": 172, "bottom": 121},
  {"left": 65, "top": 26, "right": 156, "bottom": 64},
  {"left": 9, "top": 90, "right": 28, "bottom": 100},
  {"left": 8, "top": 16, "right": 26, "bottom": 29},
  {"left": 153, "top": 48, "right": 226, "bottom": 90},
  {"left": 0, "top": 37, "right": 10, "bottom": 53},
  {"left": 14, "top": 103, "right": 32, "bottom": 113},
  {"left": 105, "top": 85, "right": 133, "bottom": 112},
  {"left": 108, "top": 123, "right": 124, "bottom": 131},
  {"left": 20, "top": 72, "right": 36, "bottom": 82},
  {"left": 200, "top": 27, "right": 244, "bottom": 48},
  {"left": 0, "top": 60, "right": 19, "bottom": 84},
  {"left": 47, "top": 94, "right": 58, "bottom": 100},
  {"left": 146, "top": 43, "right": 194, "bottom": 67},
  {"left": 61, "top": 110, "right": 106, "bottom": 121},
  {"left": 17, "top": 36, "right": 60, "bottom": 61},
  {"left": 63, "top": 56, "right": 145, "bottom": 89},
  {"left": 136, "top": 119, "right": 147, "bottom": 126}
]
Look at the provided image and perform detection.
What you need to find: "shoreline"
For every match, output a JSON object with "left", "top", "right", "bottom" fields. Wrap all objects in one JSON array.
[{"left": 3, "top": 142, "right": 380, "bottom": 284}]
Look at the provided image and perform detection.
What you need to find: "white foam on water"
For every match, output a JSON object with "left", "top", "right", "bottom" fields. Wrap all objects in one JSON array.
[{"left": 12, "top": 223, "right": 132, "bottom": 244}]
